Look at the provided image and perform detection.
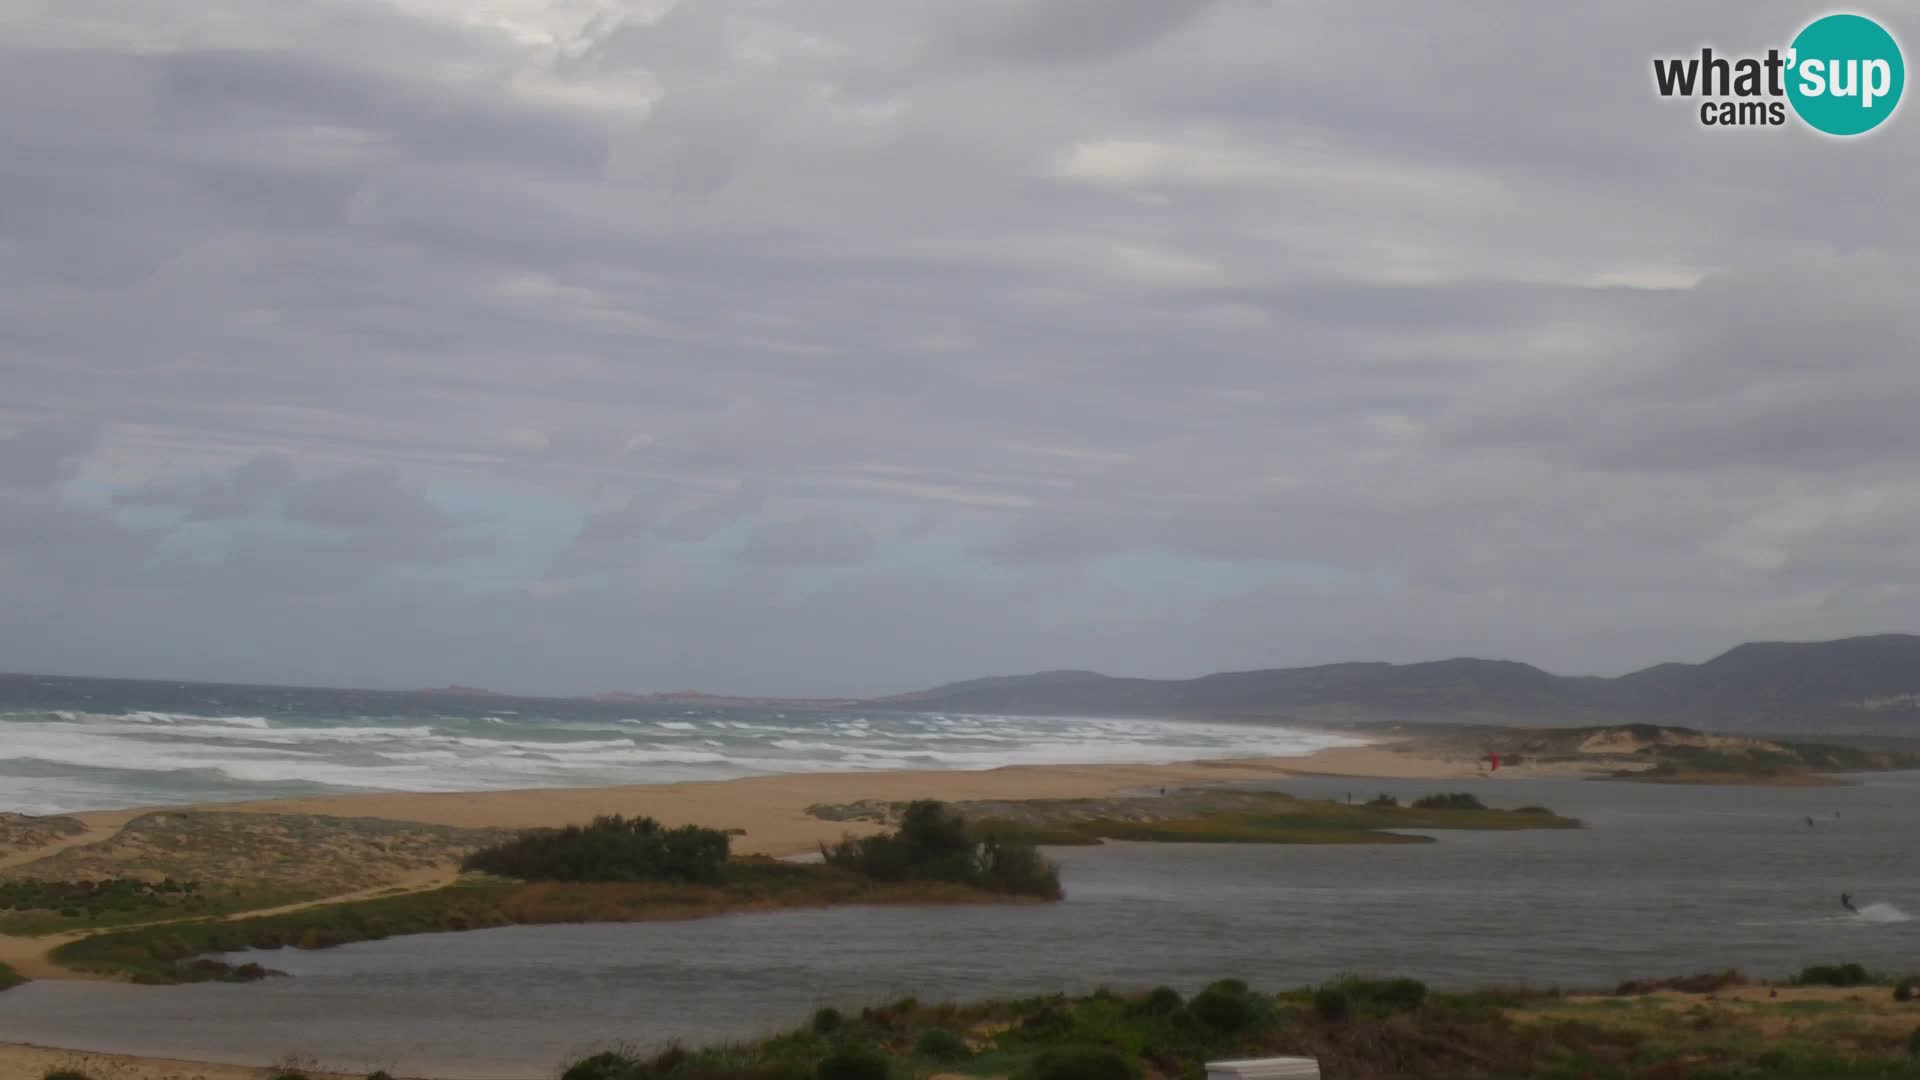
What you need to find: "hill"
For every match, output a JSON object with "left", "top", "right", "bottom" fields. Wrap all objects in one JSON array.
[{"left": 868, "top": 635, "right": 1920, "bottom": 735}]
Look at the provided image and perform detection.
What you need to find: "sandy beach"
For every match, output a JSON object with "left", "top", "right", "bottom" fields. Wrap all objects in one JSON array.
[{"left": 49, "top": 742, "right": 1505, "bottom": 859}]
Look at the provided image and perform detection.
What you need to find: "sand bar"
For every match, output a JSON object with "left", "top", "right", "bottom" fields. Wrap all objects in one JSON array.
[{"left": 47, "top": 743, "right": 1508, "bottom": 859}]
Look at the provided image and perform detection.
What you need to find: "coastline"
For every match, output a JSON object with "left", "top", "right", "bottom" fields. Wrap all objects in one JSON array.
[
  {"left": 45, "top": 741, "right": 1499, "bottom": 859},
  {"left": 0, "top": 740, "right": 1860, "bottom": 1079},
  {"left": 0, "top": 1042, "right": 358, "bottom": 1080}
]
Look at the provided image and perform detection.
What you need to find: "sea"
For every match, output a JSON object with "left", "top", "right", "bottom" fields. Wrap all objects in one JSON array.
[
  {"left": 1, "top": 675, "right": 1916, "bottom": 1077},
  {"left": 0, "top": 673, "right": 1363, "bottom": 816}
]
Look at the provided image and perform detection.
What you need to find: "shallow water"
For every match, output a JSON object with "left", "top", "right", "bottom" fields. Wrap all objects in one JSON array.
[{"left": 2, "top": 772, "right": 1914, "bottom": 1077}]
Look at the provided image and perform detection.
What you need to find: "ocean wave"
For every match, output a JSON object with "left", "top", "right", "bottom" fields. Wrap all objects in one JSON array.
[{"left": 0, "top": 701, "right": 1365, "bottom": 814}]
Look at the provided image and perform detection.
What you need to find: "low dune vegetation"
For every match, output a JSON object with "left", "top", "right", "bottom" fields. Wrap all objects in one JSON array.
[
  {"left": 51, "top": 804, "right": 1061, "bottom": 983},
  {"left": 0, "top": 960, "right": 24, "bottom": 991},
  {"left": 813, "top": 789, "right": 1579, "bottom": 848},
  {"left": 461, "top": 815, "right": 733, "bottom": 884},
  {"left": 547, "top": 967, "right": 1920, "bottom": 1080},
  {"left": 0, "top": 811, "right": 523, "bottom": 936},
  {"left": 821, "top": 800, "right": 1063, "bottom": 899},
  {"left": 0, "top": 876, "right": 209, "bottom": 935}
]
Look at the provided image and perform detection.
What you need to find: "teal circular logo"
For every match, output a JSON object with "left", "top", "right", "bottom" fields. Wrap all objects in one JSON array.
[{"left": 1787, "top": 13, "right": 1905, "bottom": 136}]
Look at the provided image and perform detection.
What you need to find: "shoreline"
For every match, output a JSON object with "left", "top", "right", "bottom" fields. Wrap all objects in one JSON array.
[
  {"left": 44, "top": 741, "right": 1508, "bottom": 859},
  {"left": 0, "top": 743, "right": 1893, "bottom": 1080}
]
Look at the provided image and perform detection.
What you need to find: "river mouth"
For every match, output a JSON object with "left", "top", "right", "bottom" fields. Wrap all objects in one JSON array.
[{"left": 3, "top": 771, "right": 1915, "bottom": 1077}]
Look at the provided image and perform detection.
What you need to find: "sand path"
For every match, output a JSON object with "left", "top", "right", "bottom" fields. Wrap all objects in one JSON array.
[{"left": 0, "top": 811, "right": 144, "bottom": 873}]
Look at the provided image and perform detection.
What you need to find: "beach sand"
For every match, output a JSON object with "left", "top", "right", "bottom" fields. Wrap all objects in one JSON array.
[{"left": 49, "top": 742, "right": 1504, "bottom": 859}]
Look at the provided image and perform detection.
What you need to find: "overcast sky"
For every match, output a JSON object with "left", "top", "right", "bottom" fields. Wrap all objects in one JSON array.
[{"left": 1, "top": 1, "right": 1915, "bottom": 697}]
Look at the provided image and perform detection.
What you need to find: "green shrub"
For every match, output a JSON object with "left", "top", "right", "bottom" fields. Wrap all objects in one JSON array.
[
  {"left": 560, "top": 1051, "right": 644, "bottom": 1080},
  {"left": 1411, "top": 793, "right": 1486, "bottom": 811},
  {"left": 0, "top": 962, "right": 25, "bottom": 992},
  {"left": 1018, "top": 1004, "right": 1075, "bottom": 1038},
  {"left": 1133, "top": 986, "right": 1183, "bottom": 1016},
  {"left": 820, "top": 801, "right": 1061, "bottom": 899},
  {"left": 44, "top": 1071, "right": 93, "bottom": 1080},
  {"left": 1022, "top": 1046, "right": 1139, "bottom": 1080},
  {"left": 814, "top": 1044, "right": 890, "bottom": 1080},
  {"left": 1188, "top": 986, "right": 1255, "bottom": 1033},
  {"left": 1896, "top": 979, "right": 1916, "bottom": 1003},
  {"left": 1366, "top": 794, "right": 1399, "bottom": 807},
  {"left": 912, "top": 1028, "right": 971, "bottom": 1063},
  {"left": 1909, "top": 1026, "right": 1920, "bottom": 1057},
  {"left": 1202, "top": 978, "right": 1248, "bottom": 996},
  {"left": 1339, "top": 976, "right": 1427, "bottom": 1015},
  {"left": 810, "top": 1007, "right": 844, "bottom": 1034},
  {"left": 1312, "top": 987, "right": 1349, "bottom": 1021},
  {"left": 268, "top": 1073, "right": 310, "bottom": 1080},
  {"left": 461, "top": 815, "right": 730, "bottom": 883},
  {"left": 366, "top": 1072, "right": 394, "bottom": 1080},
  {"left": 1794, "top": 963, "right": 1869, "bottom": 988}
]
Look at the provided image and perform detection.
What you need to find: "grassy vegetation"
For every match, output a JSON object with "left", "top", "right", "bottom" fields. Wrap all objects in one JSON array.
[
  {"left": 50, "top": 858, "right": 1049, "bottom": 984},
  {"left": 0, "top": 877, "right": 225, "bottom": 936},
  {"left": 965, "top": 794, "right": 1578, "bottom": 848},
  {"left": 545, "top": 970, "right": 1920, "bottom": 1080},
  {"left": 2, "top": 811, "right": 516, "bottom": 928},
  {"left": 33, "top": 802, "right": 1062, "bottom": 983},
  {"left": 822, "top": 800, "right": 1062, "bottom": 899},
  {"left": 1410, "top": 792, "right": 1487, "bottom": 811},
  {"left": 0, "top": 960, "right": 24, "bottom": 992},
  {"left": 1634, "top": 745, "right": 1812, "bottom": 781},
  {"left": 1796, "top": 963, "right": 1873, "bottom": 988}
]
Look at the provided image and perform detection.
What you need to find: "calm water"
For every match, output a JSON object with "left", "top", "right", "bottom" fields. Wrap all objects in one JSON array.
[{"left": 2, "top": 772, "right": 1915, "bottom": 1077}]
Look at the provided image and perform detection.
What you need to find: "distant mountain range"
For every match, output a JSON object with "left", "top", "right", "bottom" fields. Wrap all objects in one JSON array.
[{"left": 862, "top": 635, "right": 1920, "bottom": 735}]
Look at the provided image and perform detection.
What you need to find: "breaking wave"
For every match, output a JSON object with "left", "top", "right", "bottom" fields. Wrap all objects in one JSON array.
[{"left": 0, "top": 701, "right": 1364, "bottom": 815}]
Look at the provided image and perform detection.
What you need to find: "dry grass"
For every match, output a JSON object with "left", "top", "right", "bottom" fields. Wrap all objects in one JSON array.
[
  {"left": 3, "top": 812, "right": 516, "bottom": 905},
  {"left": 0, "top": 814, "right": 87, "bottom": 863},
  {"left": 812, "top": 788, "right": 1579, "bottom": 846}
]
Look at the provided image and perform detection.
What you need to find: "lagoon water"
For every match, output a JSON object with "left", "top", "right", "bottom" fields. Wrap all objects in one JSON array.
[{"left": 3, "top": 772, "right": 1916, "bottom": 1077}]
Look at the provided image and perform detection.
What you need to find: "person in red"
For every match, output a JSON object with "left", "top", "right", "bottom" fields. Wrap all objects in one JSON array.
[{"left": 1488, "top": 750, "right": 1500, "bottom": 772}]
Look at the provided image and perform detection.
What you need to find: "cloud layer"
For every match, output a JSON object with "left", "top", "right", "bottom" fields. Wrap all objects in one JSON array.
[{"left": 2, "top": 0, "right": 1915, "bottom": 695}]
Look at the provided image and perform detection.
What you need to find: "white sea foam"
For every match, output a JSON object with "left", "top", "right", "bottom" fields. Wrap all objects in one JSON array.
[
  {"left": 0, "top": 704, "right": 1364, "bottom": 814},
  {"left": 1855, "top": 902, "right": 1913, "bottom": 924}
]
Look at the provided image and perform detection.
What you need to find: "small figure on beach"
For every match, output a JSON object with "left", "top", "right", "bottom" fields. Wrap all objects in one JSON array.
[
  {"left": 1841, "top": 892, "right": 1858, "bottom": 915},
  {"left": 1806, "top": 816, "right": 1815, "bottom": 827}
]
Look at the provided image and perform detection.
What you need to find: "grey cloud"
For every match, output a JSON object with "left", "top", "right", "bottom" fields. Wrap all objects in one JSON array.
[
  {"left": 0, "top": 421, "right": 101, "bottom": 490},
  {"left": 116, "top": 453, "right": 297, "bottom": 520},
  {"left": 937, "top": 0, "right": 1224, "bottom": 64},
  {"left": 155, "top": 49, "right": 612, "bottom": 178},
  {"left": 656, "top": 482, "right": 769, "bottom": 543},
  {"left": 739, "top": 513, "right": 877, "bottom": 567},
  {"left": 1, "top": 0, "right": 1917, "bottom": 694}
]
